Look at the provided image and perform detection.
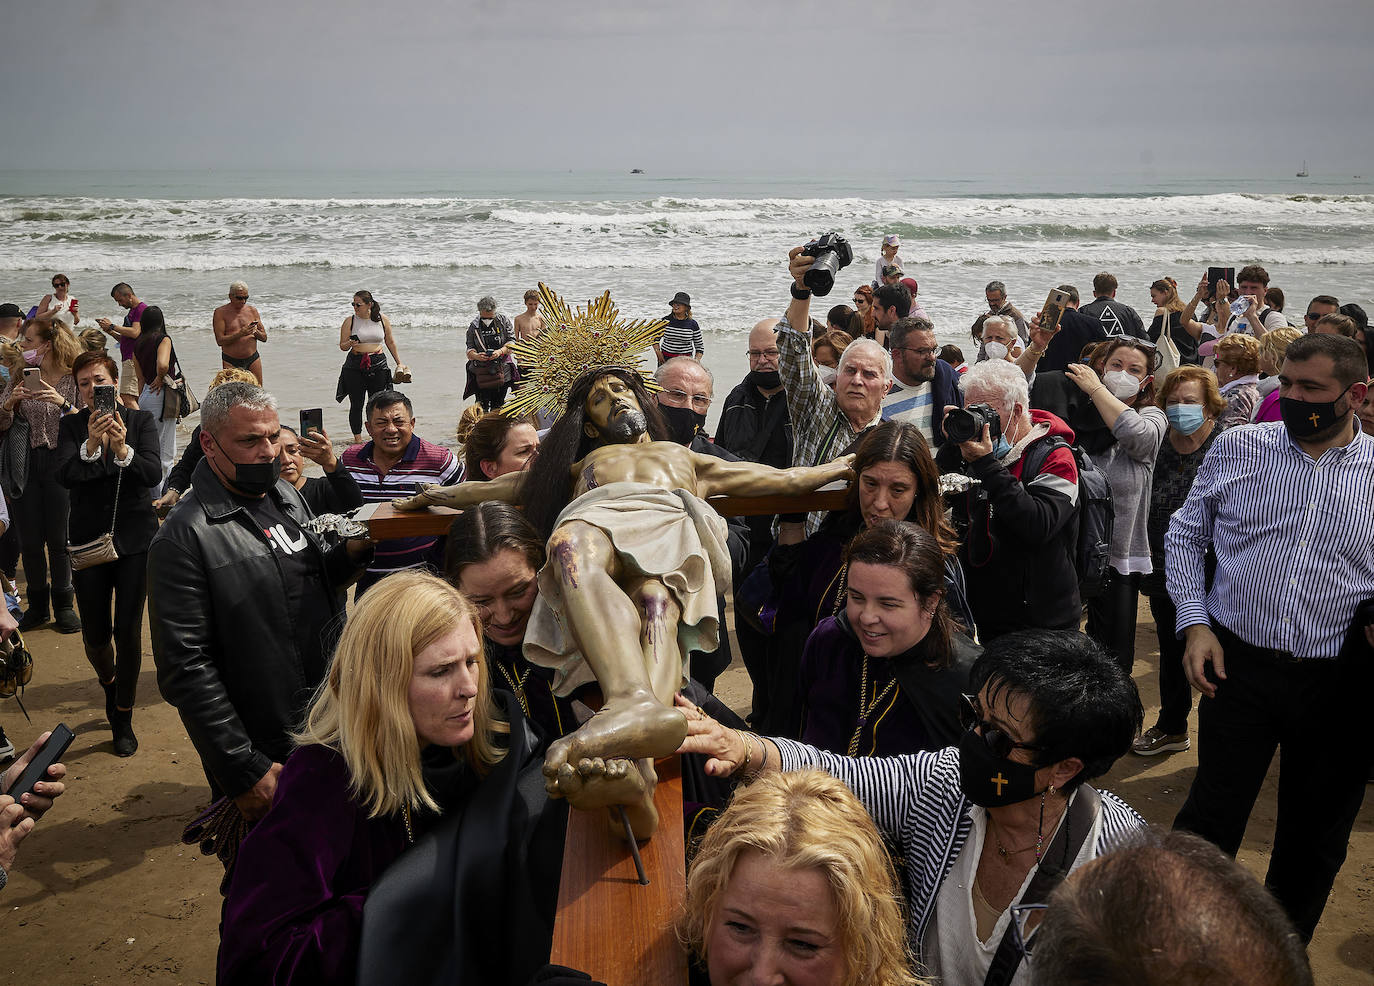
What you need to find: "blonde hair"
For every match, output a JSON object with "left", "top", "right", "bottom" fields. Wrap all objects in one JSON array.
[
  {"left": 1157, "top": 366, "right": 1227, "bottom": 418},
  {"left": 1214, "top": 333, "right": 1261, "bottom": 375},
  {"left": 79, "top": 327, "right": 108, "bottom": 353},
  {"left": 455, "top": 402, "right": 487, "bottom": 446},
  {"left": 295, "top": 571, "right": 507, "bottom": 818},
  {"left": 24, "top": 319, "right": 80, "bottom": 373},
  {"left": 680, "top": 770, "right": 922, "bottom": 986},
  {"left": 1258, "top": 326, "right": 1302, "bottom": 373},
  {"left": 208, "top": 367, "right": 259, "bottom": 390}
]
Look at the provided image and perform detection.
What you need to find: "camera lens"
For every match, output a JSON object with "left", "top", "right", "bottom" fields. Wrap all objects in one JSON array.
[
  {"left": 804, "top": 250, "right": 841, "bottom": 296},
  {"left": 944, "top": 407, "right": 978, "bottom": 444}
]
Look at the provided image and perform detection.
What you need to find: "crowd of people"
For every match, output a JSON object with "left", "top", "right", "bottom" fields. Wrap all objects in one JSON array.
[{"left": 0, "top": 232, "right": 1370, "bottom": 985}]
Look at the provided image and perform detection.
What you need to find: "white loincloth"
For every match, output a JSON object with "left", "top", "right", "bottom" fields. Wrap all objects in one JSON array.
[{"left": 523, "top": 482, "right": 731, "bottom": 696}]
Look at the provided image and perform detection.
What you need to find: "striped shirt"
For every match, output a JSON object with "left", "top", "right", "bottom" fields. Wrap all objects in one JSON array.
[
  {"left": 776, "top": 314, "right": 881, "bottom": 536},
  {"left": 1165, "top": 421, "right": 1374, "bottom": 659},
  {"left": 343, "top": 436, "right": 462, "bottom": 576},
  {"left": 660, "top": 316, "right": 703, "bottom": 357},
  {"left": 773, "top": 739, "right": 1145, "bottom": 959},
  {"left": 881, "top": 379, "right": 935, "bottom": 447}
]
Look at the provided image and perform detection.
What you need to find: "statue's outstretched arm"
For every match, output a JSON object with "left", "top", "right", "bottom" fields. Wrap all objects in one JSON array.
[
  {"left": 391, "top": 470, "right": 525, "bottom": 511},
  {"left": 692, "top": 450, "right": 854, "bottom": 500}
]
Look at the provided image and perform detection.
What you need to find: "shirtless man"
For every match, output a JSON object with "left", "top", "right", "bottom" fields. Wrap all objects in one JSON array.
[
  {"left": 213, "top": 281, "right": 267, "bottom": 383},
  {"left": 394, "top": 367, "right": 851, "bottom": 823},
  {"left": 512, "top": 288, "right": 545, "bottom": 343}
]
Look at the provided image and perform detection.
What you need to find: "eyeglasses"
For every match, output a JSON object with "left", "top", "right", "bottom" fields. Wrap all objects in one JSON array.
[
  {"left": 661, "top": 388, "right": 712, "bottom": 411},
  {"left": 1010, "top": 902, "right": 1047, "bottom": 958},
  {"left": 233, "top": 295, "right": 250, "bottom": 301},
  {"left": 895, "top": 346, "right": 939, "bottom": 357},
  {"left": 746, "top": 348, "right": 780, "bottom": 360},
  {"left": 959, "top": 693, "right": 1045, "bottom": 760}
]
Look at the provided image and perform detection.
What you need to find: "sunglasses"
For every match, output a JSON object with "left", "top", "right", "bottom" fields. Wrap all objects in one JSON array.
[
  {"left": 232, "top": 295, "right": 249, "bottom": 301},
  {"left": 959, "top": 693, "right": 1045, "bottom": 760},
  {"left": 1305, "top": 311, "right": 1322, "bottom": 320},
  {"left": 1011, "top": 902, "right": 1047, "bottom": 958},
  {"left": 52, "top": 282, "right": 68, "bottom": 288},
  {"left": 352, "top": 301, "right": 368, "bottom": 309}
]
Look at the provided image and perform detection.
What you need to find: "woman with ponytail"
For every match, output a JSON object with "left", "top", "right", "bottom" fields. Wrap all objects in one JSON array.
[{"left": 337, "top": 291, "right": 402, "bottom": 442}]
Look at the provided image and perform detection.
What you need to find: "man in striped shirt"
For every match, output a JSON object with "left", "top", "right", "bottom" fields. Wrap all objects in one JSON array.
[
  {"left": 881, "top": 315, "right": 961, "bottom": 449},
  {"left": 343, "top": 390, "right": 462, "bottom": 597},
  {"left": 1166, "top": 333, "right": 1373, "bottom": 942}
]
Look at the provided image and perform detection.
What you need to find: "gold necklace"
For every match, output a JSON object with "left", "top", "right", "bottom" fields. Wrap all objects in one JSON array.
[
  {"left": 496, "top": 658, "right": 531, "bottom": 716},
  {"left": 401, "top": 803, "right": 415, "bottom": 844},
  {"left": 846, "top": 654, "right": 899, "bottom": 757}
]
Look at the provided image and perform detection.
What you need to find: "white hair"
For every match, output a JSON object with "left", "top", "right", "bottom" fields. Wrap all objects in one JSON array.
[
  {"left": 960, "top": 357, "right": 1028, "bottom": 411},
  {"left": 229, "top": 280, "right": 249, "bottom": 297},
  {"left": 837, "top": 337, "right": 893, "bottom": 384},
  {"left": 982, "top": 314, "right": 1015, "bottom": 340}
]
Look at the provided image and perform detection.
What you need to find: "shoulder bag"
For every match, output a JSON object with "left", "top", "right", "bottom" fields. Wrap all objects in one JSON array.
[
  {"left": 0, "top": 408, "right": 30, "bottom": 500},
  {"left": 69, "top": 465, "right": 121, "bottom": 571}
]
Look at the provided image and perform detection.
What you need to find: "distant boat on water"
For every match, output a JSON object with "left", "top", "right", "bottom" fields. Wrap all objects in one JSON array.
[
  {"left": 630, "top": 168, "right": 644, "bottom": 174},
  {"left": 1296, "top": 161, "right": 1309, "bottom": 177}
]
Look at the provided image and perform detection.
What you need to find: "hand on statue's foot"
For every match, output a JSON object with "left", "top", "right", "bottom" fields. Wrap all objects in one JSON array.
[
  {"left": 542, "top": 694, "right": 687, "bottom": 786},
  {"left": 391, "top": 482, "right": 453, "bottom": 512}
]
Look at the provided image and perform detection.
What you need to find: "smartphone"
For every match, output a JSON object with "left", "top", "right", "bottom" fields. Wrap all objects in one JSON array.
[
  {"left": 92, "top": 384, "right": 116, "bottom": 418},
  {"left": 1206, "top": 267, "right": 1235, "bottom": 302},
  {"left": 22, "top": 367, "right": 40, "bottom": 389},
  {"left": 299, "top": 408, "right": 324, "bottom": 437},
  {"left": 1041, "top": 288, "right": 1072, "bottom": 333},
  {"left": 5, "top": 723, "right": 74, "bottom": 804}
]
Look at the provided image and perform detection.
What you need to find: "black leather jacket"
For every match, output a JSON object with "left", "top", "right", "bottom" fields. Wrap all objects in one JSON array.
[{"left": 149, "top": 458, "right": 366, "bottom": 799}]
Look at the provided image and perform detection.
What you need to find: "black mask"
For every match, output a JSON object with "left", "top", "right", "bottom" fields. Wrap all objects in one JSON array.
[
  {"left": 749, "top": 369, "right": 782, "bottom": 390},
  {"left": 208, "top": 432, "right": 283, "bottom": 497},
  {"left": 1279, "top": 385, "right": 1353, "bottom": 441},
  {"left": 957, "top": 729, "right": 1045, "bottom": 808},
  {"left": 658, "top": 403, "right": 705, "bottom": 446}
]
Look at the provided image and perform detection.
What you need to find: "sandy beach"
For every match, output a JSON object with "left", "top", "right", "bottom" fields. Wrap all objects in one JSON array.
[{"left": 0, "top": 594, "right": 1369, "bottom": 985}]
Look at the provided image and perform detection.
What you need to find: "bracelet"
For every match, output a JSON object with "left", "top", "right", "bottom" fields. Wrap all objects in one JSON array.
[
  {"left": 736, "top": 729, "right": 752, "bottom": 774},
  {"left": 755, "top": 733, "right": 768, "bottom": 772},
  {"left": 1027, "top": 347, "right": 1046, "bottom": 357},
  {"left": 789, "top": 283, "right": 812, "bottom": 300}
]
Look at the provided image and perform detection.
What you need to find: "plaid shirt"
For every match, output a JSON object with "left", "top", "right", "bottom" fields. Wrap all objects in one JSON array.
[{"left": 777, "top": 313, "right": 877, "bottom": 536}]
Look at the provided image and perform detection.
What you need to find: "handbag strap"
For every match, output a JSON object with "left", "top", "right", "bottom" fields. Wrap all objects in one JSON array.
[
  {"left": 980, "top": 784, "right": 1102, "bottom": 986},
  {"left": 105, "top": 418, "right": 124, "bottom": 535}
]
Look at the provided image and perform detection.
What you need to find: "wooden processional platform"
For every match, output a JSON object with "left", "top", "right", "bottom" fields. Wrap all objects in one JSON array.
[{"left": 362, "top": 486, "right": 847, "bottom": 984}]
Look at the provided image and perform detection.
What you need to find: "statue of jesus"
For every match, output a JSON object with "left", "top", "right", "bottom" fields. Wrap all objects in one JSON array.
[{"left": 394, "top": 366, "right": 851, "bottom": 796}]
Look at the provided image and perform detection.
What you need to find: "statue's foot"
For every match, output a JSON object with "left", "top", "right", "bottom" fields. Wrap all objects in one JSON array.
[
  {"left": 391, "top": 483, "right": 444, "bottom": 512},
  {"left": 550, "top": 756, "right": 649, "bottom": 808},
  {"left": 543, "top": 693, "right": 687, "bottom": 786}
]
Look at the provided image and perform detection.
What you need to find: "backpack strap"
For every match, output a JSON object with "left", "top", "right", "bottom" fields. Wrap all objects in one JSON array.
[
  {"left": 1018, "top": 434, "right": 1069, "bottom": 484},
  {"left": 981, "top": 784, "right": 1103, "bottom": 986}
]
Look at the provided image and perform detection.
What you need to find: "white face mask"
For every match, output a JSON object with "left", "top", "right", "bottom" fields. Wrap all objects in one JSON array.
[
  {"left": 816, "top": 364, "right": 837, "bottom": 386},
  {"left": 1103, "top": 369, "right": 1142, "bottom": 400},
  {"left": 983, "top": 341, "right": 1008, "bottom": 362}
]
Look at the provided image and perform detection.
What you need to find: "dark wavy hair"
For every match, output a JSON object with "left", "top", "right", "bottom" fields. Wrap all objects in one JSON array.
[
  {"left": 353, "top": 290, "right": 382, "bottom": 322},
  {"left": 830, "top": 420, "right": 957, "bottom": 557},
  {"left": 968, "top": 629, "right": 1142, "bottom": 790},
  {"left": 463, "top": 413, "right": 529, "bottom": 480},
  {"left": 844, "top": 520, "right": 957, "bottom": 667},
  {"left": 518, "top": 366, "right": 669, "bottom": 540},
  {"left": 443, "top": 502, "right": 546, "bottom": 585}
]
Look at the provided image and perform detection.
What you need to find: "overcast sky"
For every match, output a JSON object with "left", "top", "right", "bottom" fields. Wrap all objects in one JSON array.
[{"left": 4, "top": 0, "right": 1371, "bottom": 176}]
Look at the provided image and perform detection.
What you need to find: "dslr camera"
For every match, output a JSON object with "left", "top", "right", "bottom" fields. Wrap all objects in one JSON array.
[
  {"left": 944, "top": 403, "right": 1002, "bottom": 445},
  {"left": 800, "top": 232, "right": 853, "bottom": 297}
]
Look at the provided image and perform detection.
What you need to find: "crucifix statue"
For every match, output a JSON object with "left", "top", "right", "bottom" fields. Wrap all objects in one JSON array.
[{"left": 393, "top": 287, "right": 851, "bottom": 837}]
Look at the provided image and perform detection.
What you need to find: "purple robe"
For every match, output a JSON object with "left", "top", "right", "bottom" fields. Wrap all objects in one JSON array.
[{"left": 217, "top": 744, "right": 410, "bottom": 985}]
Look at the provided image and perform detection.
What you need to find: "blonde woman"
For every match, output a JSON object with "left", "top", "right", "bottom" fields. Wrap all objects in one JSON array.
[
  {"left": 0, "top": 319, "right": 83, "bottom": 632},
  {"left": 1253, "top": 327, "right": 1303, "bottom": 422},
  {"left": 220, "top": 571, "right": 565, "bottom": 986},
  {"left": 1213, "top": 333, "right": 1262, "bottom": 430},
  {"left": 681, "top": 769, "right": 924, "bottom": 986}
]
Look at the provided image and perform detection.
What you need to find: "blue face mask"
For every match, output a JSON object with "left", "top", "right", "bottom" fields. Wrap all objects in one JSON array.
[
  {"left": 1166, "top": 404, "right": 1206, "bottom": 436},
  {"left": 993, "top": 434, "right": 1012, "bottom": 458}
]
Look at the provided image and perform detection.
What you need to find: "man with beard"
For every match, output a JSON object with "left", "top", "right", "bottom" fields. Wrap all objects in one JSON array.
[
  {"left": 393, "top": 366, "right": 851, "bottom": 810},
  {"left": 881, "top": 315, "right": 961, "bottom": 449}
]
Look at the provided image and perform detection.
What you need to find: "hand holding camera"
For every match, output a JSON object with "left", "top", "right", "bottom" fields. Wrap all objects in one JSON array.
[{"left": 944, "top": 403, "right": 1002, "bottom": 463}]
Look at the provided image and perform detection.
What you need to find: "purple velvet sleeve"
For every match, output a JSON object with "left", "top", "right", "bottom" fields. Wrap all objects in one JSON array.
[{"left": 217, "top": 745, "right": 406, "bottom": 986}]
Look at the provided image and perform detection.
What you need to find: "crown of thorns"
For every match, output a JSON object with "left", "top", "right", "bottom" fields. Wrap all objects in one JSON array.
[{"left": 501, "top": 283, "right": 664, "bottom": 422}]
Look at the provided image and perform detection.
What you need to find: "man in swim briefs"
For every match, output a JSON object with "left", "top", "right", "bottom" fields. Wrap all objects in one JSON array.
[{"left": 213, "top": 281, "right": 267, "bottom": 383}]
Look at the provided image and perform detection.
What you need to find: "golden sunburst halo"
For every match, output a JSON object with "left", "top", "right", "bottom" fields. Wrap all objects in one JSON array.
[{"left": 501, "top": 282, "right": 665, "bottom": 422}]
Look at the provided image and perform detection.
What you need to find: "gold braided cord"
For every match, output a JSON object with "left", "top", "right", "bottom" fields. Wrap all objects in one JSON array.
[{"left": 501, "top": 283, "right": 665, "bottom": 422}]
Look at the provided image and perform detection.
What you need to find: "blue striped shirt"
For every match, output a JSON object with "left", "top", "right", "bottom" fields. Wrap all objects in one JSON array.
[{"left": 1165, "top": 421, "right": 1374, "bottom": 659}]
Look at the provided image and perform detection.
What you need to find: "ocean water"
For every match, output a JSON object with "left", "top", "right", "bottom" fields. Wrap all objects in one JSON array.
[{"left": 1, "top": 169, "right": 1370, "bottom": 439}]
